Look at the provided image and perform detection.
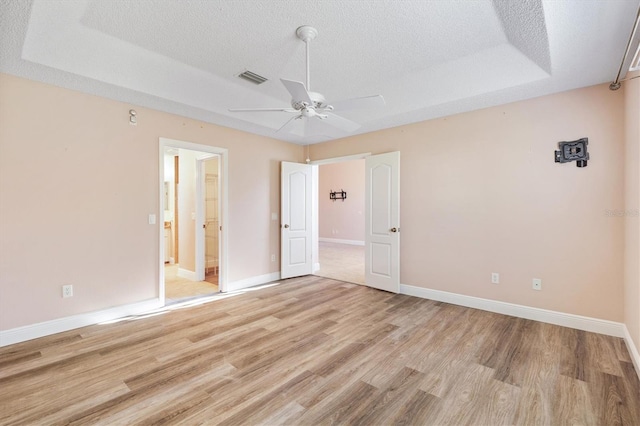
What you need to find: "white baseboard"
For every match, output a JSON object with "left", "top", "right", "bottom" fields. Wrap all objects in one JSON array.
[
  {"left": 0, "top": 298, "right": 163, "bottom": 347},
  {"left": 623, "top": 325, "right": 640, "bottom": 381},
  {"left": 177, "top": 268, "right": 197, "bottom": 281},
  {"left": 226, "top": 272, "right": 281, "bottom": 292},
  {"left": 400, "top": 284, "right": 626, "bottom": 338},
  {"left": 319, "top": 237, "right": 364, "bottom": 246}
]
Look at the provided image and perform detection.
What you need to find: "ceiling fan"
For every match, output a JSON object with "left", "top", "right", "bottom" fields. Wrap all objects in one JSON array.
[{"left": 229, "top": 25, "right": 385, "bottom": 136}]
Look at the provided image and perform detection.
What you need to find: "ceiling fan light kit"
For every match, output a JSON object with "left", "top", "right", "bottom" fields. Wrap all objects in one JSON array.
[{"left": 229, "top": 25, "right": 385, "bottom": 137}]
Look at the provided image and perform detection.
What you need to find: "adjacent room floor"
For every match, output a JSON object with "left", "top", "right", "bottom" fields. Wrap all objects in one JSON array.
[
  {"left": 314, "top": 241, "right": 365, "bottom": 285},
  {"left": 164, "top": 263, "right": 218, "bottom": 303},
  {"left": 2, "top": 275, "right": 638, "bottom": 425}
]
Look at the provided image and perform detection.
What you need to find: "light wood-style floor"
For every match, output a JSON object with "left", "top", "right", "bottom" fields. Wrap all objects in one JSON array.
[
  {"left": 315, "top": 241, "right": 365, "bottom": 285},
  {"left": 165, "top": 264, "right": 218, "bottom": 303},
  {"left": 1, "top": 276, "right": 639, "bottom": 425}
]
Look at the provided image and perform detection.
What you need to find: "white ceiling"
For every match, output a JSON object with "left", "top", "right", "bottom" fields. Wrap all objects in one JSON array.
[{"left": 1, "top": 0, "right": 639, "bottom": 145}]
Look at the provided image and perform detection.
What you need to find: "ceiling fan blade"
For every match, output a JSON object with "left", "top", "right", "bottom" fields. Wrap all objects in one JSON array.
[
  {"left": 322, "top": 112, "right": 361, "bottom": 132},
  {"left": 280, "top": 79, "right": 313, "bottom": 104},
  {"left": 304, "top": 115, "right": 328, "bottom": 137},
  {"left": 276, "top": 114, "right": 302, "bottom": 133},
  {"left": 329, "top": 95, "right": 385, "bottom": 112},
  {"left": 229, "top": 107, "right": 297, "bottom": 113}
]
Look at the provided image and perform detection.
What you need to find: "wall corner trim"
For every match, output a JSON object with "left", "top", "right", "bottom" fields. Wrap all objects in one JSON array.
[
  {"left": 226, "top": 272, "right": 281, "bottom": 293},
  {"left": 623, "top": 325, "right": 640, "bottom": 381},
  {"left": 399, "top": 284, "right": 626, "bottom": 337},
  {"left": 0, "top": 298, "right": 164, "bottom": 347}
]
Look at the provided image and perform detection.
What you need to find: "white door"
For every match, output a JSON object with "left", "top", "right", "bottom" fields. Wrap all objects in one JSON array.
[
  {"left": 365, "top": 152, "right": 400, "bottom": 293},
  {"left": 281, "top": 161, "right": 313, "bottom": 279}
]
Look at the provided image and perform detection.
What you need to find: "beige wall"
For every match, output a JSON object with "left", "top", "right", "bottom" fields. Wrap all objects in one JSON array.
[
  {"left": 319, "top": 160, "right": 365, "bottom": 242},
  {"left": 0, "top": 71, "right": 634, "bottom": 333},
  {"left": 311, "top": 84, "right": 626, "bottom": 322},
  {"left": 0, "top": 73, "right": 301, "bottom": 330},
  {"left": 624, "top": 71, "right": 640, "bottom": 350}
]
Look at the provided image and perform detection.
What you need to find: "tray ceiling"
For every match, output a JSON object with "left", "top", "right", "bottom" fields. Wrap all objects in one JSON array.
[{"left": 1, "top": 0, "right": 638, "bottom": 144}]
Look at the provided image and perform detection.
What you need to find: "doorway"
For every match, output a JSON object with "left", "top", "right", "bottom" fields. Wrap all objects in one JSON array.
[
  {"left": 159, "top": 138, "right": 228, "bottom": 305},
  {"left": 282, "top": 151, "right": 400, "bottom": 293},
  {"left": 314, "top": 159, "right": 365, "bottom": 285}
]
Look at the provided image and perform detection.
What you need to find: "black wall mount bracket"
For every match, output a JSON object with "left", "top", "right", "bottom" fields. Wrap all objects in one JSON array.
[{"left": 555, "top": 137, "right": 589, "bottom": 168}]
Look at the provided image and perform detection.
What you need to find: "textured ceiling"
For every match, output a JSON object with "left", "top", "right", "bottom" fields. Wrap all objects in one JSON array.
[{"left": 1, "top": 0, "right": 639, "bottom": 144}]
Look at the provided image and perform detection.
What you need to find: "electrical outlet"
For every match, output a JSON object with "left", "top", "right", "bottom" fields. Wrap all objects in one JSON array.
[
  {"left": 271, "top": 254, "right": 276, "bottom": 262},
  {"left": 532, "top": 278, "right": 542, "bottom": 291},
  {"left": 491, "top": 273, "right": 500, "bottom": 284},
  {"left": 62, "top": 285, "right": 73, "bottom": 298}
]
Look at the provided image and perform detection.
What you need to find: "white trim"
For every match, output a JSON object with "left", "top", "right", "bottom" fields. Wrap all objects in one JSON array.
[
  {"left": 400, "top": 284, "right": 626, "bottom": 338},
  {"left": 177, "top": 268, "right": 198, "bottom": 281},
  {"left": 312, "top": 165, "right": 319, "bottom": 275},
  {"left": 310, "top": 152, "right": 371, "bottom": 165},
  {"left": 623, "top": 325, "right": 640, "bottom": 381},
  {"left": 226, "top": 272, "right": 281, "bottom": 292},
  {"left": 0, "top": 298, "right": 163, "bottom": 347},
  {"left": 195, "top": 157, "right": 205, "bottom": 282},
  {"left": 319, "top": 237, "right": 365, "bottom": 246},
  {"left": 158, "top": 144, "right": 167, "bottom": 306}
]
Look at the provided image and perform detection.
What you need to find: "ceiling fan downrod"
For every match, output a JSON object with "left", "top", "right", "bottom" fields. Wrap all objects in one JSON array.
[{"left": 295, "top": 26, "right": 318, "bottom": 92}]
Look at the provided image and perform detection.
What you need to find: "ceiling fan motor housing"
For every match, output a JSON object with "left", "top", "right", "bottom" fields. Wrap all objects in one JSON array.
[{"left": 291, "top": 91, "right": 330, "bottom": 110}]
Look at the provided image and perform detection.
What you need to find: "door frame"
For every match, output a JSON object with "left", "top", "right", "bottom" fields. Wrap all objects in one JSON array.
[{"left": 159, "top": 138, "right": 229, "bottom": 304}]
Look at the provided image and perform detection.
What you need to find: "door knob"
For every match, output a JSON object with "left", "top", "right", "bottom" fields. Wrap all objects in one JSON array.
[
  {"left": 390, "top": 227, "right": 398, "bottom": 233},
  {"left": 284, "top": 224, "right": 290, "bottom": 228}
]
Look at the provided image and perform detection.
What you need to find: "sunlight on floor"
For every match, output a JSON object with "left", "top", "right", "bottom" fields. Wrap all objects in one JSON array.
[{"left": 100, "top": 282, "right": 282, "bottom": 325}]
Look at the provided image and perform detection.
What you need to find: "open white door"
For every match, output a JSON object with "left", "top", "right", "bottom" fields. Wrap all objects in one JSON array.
[
  {"left": 281, "top": 161, "right": 313, "bottom": 279},
  {"left": 365, "top": 151, "right": 400, "bottom": 293}
]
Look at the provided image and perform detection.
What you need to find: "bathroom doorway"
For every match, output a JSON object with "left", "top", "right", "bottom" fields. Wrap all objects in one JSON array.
[{"left": 159, "top": 138, "right": 228, "bottom": 304}]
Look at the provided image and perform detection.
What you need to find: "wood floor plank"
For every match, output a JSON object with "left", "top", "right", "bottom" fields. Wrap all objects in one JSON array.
[
  {"left": 297, "top": 379, "right": 380, "bottom": 425},
  {"left": 216, "top": 370, "right": 322, "bottom": 425},
  {"left": 0, "top": 276, "right": 638, "bottom": 425},
  {"left": 390, "top": 389, "right": 442, "bottom": 425},
  {"left": 348, "top": 366, "right": 426, "bottom": 425},
  {"left": 550, "top": 374, "right": 596, "bottom": 426}
]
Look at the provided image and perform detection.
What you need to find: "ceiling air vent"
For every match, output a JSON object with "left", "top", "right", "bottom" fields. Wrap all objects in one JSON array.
[{"left": 238, "top": 70, "right": 268, "bottom": 85}]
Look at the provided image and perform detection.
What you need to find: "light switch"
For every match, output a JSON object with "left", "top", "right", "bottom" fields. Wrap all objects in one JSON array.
[
  {"left": 148, "top": 214, "right": 156, "bottom": 225},
  {"left": 271, "top": 212, "right": 278, "bottom": 221}
]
